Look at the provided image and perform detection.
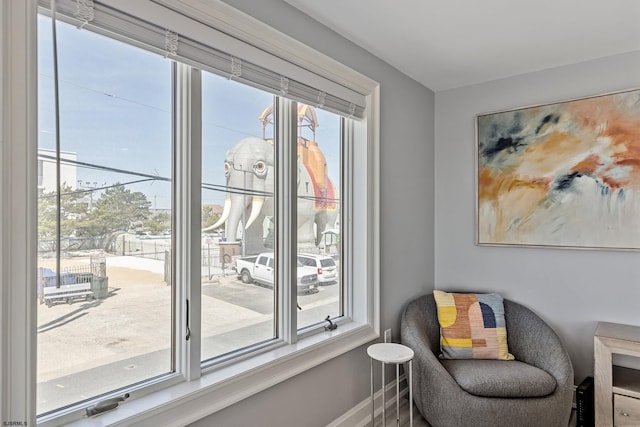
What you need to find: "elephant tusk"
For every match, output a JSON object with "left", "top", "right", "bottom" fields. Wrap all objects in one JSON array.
[
  {"left": 244, "top": 197, "right": 264, "bottom": 230},
  {"left": 203, "top": 196, "right": 231, "bottom": 231}
]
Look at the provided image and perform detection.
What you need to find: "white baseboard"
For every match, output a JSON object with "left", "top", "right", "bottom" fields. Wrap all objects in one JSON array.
[{"left": 327, "top": 374, "right": 408, "bottom": 427}]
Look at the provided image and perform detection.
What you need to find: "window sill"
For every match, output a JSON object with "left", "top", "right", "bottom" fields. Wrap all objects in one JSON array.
[{"left": 55, "top": 321, "right": 376, "bottom": 427}]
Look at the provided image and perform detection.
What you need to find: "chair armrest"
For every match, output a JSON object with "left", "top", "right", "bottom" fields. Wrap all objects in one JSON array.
[
  {"left": 400, "top": 295, "right": 460, "bottom": 390},
  {"left": 504, "top": 300, "right": 573, "bottom": 387}
]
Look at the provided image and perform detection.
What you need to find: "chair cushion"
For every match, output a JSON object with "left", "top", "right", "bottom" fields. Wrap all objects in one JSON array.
[
  {"left": 441, "top": 359, "right": 557, "bottom": 398},
  {"left": 433, "top": 290, "right": 514, "bottom": 360}
]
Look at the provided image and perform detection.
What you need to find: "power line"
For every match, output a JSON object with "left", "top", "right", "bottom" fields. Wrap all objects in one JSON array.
[
  {"left": 39, "top": 73, "right": 169, "bottom": 113},
  {"left": 39, "top": 153, "right": 169, "bottom": 182},
  {"left": 38, "top": 72, "right": 264, "bottom": 140},
  {"left": 38, "top": 178, "right": 157, "bottom": 199},
  {"left": 38, "top": 155, "right": 270, "bottom": 197},
  {"left": 39, "top": 154, "right": 340, "bottom": 204}
]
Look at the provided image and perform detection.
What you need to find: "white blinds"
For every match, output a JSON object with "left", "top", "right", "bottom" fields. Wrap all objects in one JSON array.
[{"left": 39, "top": 0, "right": 367, "bottom": 119}]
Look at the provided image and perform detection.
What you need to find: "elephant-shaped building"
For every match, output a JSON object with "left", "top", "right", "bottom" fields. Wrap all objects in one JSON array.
[{"left": 204, "top": 104, "right": 338, "bottom": 255}]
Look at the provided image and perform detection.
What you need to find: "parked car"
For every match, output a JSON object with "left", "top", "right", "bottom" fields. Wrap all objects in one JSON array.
[
  {"left": 234, "top": 253, "right": 319, "bottom": 294},
  {"left": 296, "top": 253, "right": 338, "bottom": 285}
]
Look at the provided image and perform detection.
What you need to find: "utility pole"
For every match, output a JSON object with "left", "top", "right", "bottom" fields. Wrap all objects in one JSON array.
[{"left": 77, "top": 180, "right": 101, "bottom": 213}]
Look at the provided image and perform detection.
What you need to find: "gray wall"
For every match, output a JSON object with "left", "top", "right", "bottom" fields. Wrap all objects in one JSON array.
[
  {"left": 435, "top": 51, "right": 640, "bottom": 383},
  {"left": 189, "top": 1, "right": 435, "bottom": 425}
]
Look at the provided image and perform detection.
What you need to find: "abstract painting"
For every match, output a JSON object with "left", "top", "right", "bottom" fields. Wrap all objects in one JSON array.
[{"left": 476, "top": 88, "right": 640, "bottom": 250}]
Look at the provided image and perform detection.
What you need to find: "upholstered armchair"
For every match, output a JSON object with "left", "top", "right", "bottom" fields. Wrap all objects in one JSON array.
[{"left": 401, "top": 293, "right": 574, "bottom": 427}]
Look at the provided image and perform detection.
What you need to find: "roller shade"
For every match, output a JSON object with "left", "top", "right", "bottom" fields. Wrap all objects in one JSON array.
[{"left": 39, "top": 0, "right": 366, "bottom": 119}]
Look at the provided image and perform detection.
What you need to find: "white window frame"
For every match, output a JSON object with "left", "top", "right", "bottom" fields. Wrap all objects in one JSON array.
[{"left": 0, "top": 0, "right": 380, "bottom": 425}]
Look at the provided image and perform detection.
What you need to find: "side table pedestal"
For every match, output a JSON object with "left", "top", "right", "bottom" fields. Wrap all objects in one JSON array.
[{"left": 367, "top": 343, "right": 414, "bottom": 427}]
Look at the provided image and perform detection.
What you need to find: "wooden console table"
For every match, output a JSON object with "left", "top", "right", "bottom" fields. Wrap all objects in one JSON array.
[{"left": 594, "top": 322, "right": 640, "bottom": 426}]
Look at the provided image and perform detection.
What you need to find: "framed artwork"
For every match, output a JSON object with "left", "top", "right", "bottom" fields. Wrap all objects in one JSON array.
[{"left": 476, "top": 88, "right": 640, "bottom": 250}]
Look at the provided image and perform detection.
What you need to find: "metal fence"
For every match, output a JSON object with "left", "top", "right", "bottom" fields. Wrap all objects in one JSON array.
[
  {"left": 38, "top": 235, "right": 173, "bottom": 261},
  {"left": 111, "top": 235, "right": 171, "bottom": 261},
  {"left": 38, "top": 237, "right": 103, "bottom": 256}
]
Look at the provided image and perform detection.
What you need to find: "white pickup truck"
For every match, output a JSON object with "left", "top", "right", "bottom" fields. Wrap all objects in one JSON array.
[{"left": 235, "top": 253, "right": 319, "bottom": 294}]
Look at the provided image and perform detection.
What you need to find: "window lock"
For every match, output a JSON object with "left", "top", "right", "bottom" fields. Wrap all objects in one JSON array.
[
  {"left": 324, "top": 315, "right": 337, "bottom": 331},
  {"left": 86, "top": 393, "right": 130, "bottom": 417}
]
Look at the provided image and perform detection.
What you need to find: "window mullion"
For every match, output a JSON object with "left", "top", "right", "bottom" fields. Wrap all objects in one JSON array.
[
  {"left": 173, "top": 62, "right": 202, "bottom": 380},
  {"left": 275, "top": 97, "right": 298, "bottom": 343},
  {"left": 1, "top": 0, "right": 38, "bottom": 424}
]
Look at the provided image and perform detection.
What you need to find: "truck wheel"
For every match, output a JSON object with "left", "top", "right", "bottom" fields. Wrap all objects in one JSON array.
[{"left": 241, "top": 269, "right": 252, "bottom": 284}]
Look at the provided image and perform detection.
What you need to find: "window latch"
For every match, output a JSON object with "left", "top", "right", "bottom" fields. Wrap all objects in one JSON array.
[
  {"left": 186, "top": 299, "right": 191, "bottom": 341},
  {"left": 86, "top": 393, "right": 129, "bottom": 417},
  {"left": 324, "top": 315, "right": 337, "bottom": 331}
]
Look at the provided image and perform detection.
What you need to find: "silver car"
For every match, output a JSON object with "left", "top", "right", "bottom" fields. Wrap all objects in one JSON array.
[{"left": 297, "top": 254, "right": 338, "bottom": 285}]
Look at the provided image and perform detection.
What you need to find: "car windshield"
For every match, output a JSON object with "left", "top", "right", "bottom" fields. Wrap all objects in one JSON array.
[{"left": 321, "top": 259, "right": 335, "bottom": 267}]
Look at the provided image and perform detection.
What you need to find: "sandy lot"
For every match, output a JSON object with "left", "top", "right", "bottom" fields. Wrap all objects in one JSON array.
[
  {"left": 36, "top": 253, "right": 338, "bottom": 414},
  {"left": 37, "top": 257, "right": 172, "bottom": 381}
]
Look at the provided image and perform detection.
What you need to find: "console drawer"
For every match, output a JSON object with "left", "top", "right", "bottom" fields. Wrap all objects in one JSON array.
[{"left": 614, "top": 393, "right": 640, "bottom": 426}]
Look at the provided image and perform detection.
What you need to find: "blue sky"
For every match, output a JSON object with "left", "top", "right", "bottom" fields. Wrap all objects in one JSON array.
[{"left": 38, "top": 15, "right": 340, "bottom": 211}]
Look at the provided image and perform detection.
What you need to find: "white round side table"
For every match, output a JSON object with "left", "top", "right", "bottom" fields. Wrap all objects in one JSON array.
[{"left": 367, "top": 342, "right": 414, "bottom": 427}]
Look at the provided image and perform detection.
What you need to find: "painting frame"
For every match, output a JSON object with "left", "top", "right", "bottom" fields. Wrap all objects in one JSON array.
[{"left": 475, "top": 88, "right": 640, "bottom": 251}]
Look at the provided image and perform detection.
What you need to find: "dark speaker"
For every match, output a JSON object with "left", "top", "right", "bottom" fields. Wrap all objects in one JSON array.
[{"left": 576, "top": 376, "right": 594, "bottom": 427}]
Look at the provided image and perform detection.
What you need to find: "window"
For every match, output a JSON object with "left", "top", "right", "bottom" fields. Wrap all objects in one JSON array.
[
  {"left": 36, "top": 15, "right": 174, "bottom": 415},
  {"left": 296, "top": 104, "right": 343, "bottom": 331},
  {"left": 200, "top": 71, "right": 277, "bottom": 362},
  {"left": 1, "top": 1, "right": 379, "bottom": 425}
]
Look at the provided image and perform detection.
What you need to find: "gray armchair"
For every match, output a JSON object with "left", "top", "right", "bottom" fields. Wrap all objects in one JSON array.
[{"left": 401, "top": 293, "right": 573, "bottom": 427}]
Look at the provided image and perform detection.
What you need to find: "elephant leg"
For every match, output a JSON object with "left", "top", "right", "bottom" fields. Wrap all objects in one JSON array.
[
  {"left": 244, "top": 215, "right": 266, "bottom": 254},
  {"left": 314, "top": 219, "right": 324, "bottom": 246},
  {"left": 298, "top": 217, "right": 316, "bottom": 248}
]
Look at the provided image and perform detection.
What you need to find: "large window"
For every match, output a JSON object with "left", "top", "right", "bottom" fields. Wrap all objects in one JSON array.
[{"left": 1, "top": 1, "right": 378, "bottom": 425}]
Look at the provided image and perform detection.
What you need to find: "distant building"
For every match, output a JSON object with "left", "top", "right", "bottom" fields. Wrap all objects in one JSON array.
[
  {"left": 38, "top": 148, "right": 77, "bottom": 194},
  {"left": 204, "top": 204, "right": 224, "bottom": 215}
]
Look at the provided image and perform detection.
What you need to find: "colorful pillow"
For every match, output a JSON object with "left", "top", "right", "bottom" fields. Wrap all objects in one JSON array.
[{"left": 433, "top": 290, "right": 514, "bottom": 360}]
